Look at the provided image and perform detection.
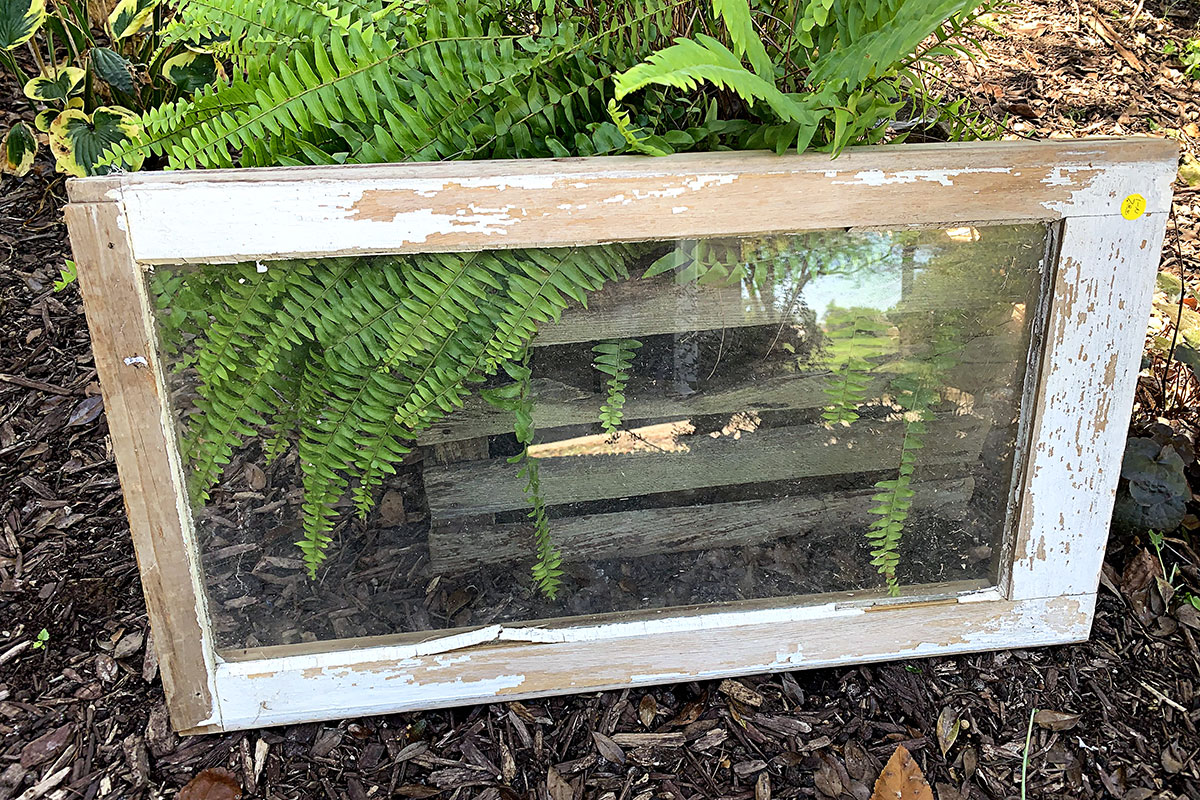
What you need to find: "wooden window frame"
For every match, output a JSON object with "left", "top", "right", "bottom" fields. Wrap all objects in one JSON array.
[{"left": 64, "top": 137, "right": 1177, "bottom": 734}]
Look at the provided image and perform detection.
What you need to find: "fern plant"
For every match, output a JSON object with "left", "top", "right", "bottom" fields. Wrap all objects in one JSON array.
[
  {"left": 821, "top": 307, "right": 896, "bottom": 426},
  {"left": 481, "top": 355, "right": 562, "bottom": 598},
  {"left": 135, "top": 0, "right": 1001, "bottom": 585},
  {"left": 865, "top": 328, "right": 960, "bottom": 594},
  {"left": 592, "top": 338, "right": 642, "bottom": 434}
]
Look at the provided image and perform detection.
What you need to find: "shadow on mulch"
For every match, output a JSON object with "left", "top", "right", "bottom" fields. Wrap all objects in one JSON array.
[{"left": 3, "top": 0, "right": 1200, "bottom": 797}]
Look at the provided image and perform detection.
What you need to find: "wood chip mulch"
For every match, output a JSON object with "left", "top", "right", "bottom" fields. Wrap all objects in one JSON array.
[{"left": 2, "top": 0, "right": 1199, "bottom": 797}]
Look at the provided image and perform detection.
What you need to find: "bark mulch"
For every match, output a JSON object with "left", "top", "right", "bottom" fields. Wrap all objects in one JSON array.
[{"left": 2, "top": 0, "right": 1199, "bottom": 798}]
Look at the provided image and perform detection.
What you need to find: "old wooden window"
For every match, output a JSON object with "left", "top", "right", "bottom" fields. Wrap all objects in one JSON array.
[{"left": 64, "top": 138, "right": 1176, "bottom": 733}]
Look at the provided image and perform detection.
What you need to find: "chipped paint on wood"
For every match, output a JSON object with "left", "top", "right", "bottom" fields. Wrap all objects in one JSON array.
[
  {"left": 69, "top": 138, "right": 1178, "bottom": 264},
  {"left": 828, "top": 166, "right": 1013, "bottom": 187},
  {"left": 209, "top": 594, "right": 1093, "bottom": 732},
  {"left": 62, "top": 138, "right": 1176, "bottom": 734},
  {"left": 1008, "top": 211, "right": 1169, "bottom": 600}
]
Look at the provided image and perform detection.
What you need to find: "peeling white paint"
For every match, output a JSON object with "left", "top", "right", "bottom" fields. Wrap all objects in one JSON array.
[
  {"left": 956, "top": 587, "right": 1005, "bottom": 603},
  {"left": 215, "top": 670, "right": 528, "bottom": 731},
  {"left": 205, "top": 594, "right": 1096, "bottom": 732},
  {"left": 672, "top": 206, "right": 688, "bottom": 214},
  {"left": 684, "top": 174, "right": 738, "bottom": 191},
  {"left": 830, "top": 167, "right": 1012, "bottom": 187},
  {"left": 105, "top": 143, "right": 1177, "bottom": 264},
  {"left": 123, "top": 355, "right": 148, "bottom": 367},
  {"left": 1037, "top": 160, "right": 1174, "bottom": 216}
]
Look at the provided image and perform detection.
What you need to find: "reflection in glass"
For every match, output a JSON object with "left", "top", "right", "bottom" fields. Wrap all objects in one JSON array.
[{"left": 150, "top": 224, "right": 1050, "bottom": 650}]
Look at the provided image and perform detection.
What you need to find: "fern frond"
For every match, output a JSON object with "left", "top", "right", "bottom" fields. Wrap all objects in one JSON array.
[
  {"left": 523, "top": 456, "right": 561, "bottom": 598},
  {"left": 592, "top": 338, "right": 641, "bottom": 434},
  {"left": 820, "top": 306, "right": 894, "bottom": 426},
  {"left": 614, "top": 34, "right": 807, "bottom": 122},
  {"left": 183, "top": 258, "right": 361, "bottom": 501},
  {"left": 864, "top": 328, "right": 959, "bottom": 595},
  {"left": 481, "top": 356, "right": 561, "bottom": 598},
  {"left": 712, "top": 0, "right": 772, "bottom": 79},
  {"left": 161, "top": 0, "right": 354, "bottom": 69},
  {"left": 807, "top": 0, "right": 981, "bottom": 91}
]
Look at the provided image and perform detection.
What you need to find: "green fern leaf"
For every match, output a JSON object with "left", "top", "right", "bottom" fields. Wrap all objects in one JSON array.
[{"left": 592, "top": 337, "right": 641, "bottom": 434}]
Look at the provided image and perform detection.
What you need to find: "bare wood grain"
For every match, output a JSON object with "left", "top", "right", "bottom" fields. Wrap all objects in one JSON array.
[
  {"left": 428, "top": 477, "right": 974, "bottom": 571},
  {"left": 64, "top": 202, "right": 217, "bottom": 731},
  {"left": 416, "top": 372, "right": 871, "bottom": 445},
  {"left": 425, "top": 414, "right": 989, "bottom": 518}
]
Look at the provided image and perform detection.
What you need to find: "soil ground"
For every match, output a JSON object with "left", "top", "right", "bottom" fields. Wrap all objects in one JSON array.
[{"left": 2, "top": 0, "right": 1200, "bottom": 798}]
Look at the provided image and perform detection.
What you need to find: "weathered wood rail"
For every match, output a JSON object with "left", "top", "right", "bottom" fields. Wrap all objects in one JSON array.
[
  {"left": 424, "top": 413, "right": 989, "bottom": 519},
  {"left": 428, "top": 477, "right": 975, "bottom": 571}
]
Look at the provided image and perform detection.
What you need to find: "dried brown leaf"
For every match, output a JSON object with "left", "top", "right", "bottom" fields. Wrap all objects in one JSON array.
[
  {"left": 1033, "top": 710, "right": 1081, "bottom": 731},
  {"left": 844, "top": 741, "right": 873, "bottom": 781},
  {"left": 718, "top": 679, "right": 764, "bottom": 707},
  {"left": 66, "top": 395, "right": 104, "bottom": 427},
  {"left": 638, "top": 694, "right": 658, "bottom": 728},
  {"left": 664, "top": 701, "right": 704, "bottom": 728},
  {"left": 814, "top": 759, "right": 843, "bottom": 798},
  {"left": 871, "top": 745, "right": 933, "bottom": 800},
  {"left": 243, "top": 463, "right": 266, "bottom": 490},
  {"left": 1162, "top": 744, "right": 1185, "bottom": 774},
  {"left": 592, "top": 731, "right": 626, "bottom": 765},
  {"left": 179, "top": 768, "right": 242, "bottom": 800},
  {"left": 755, "top": 772, "right": 771, "bottom": 800},
  {"left": 546, "top": 765, "right": 574, "bottom": 800},
  {"left": 935, "top": 707, "right": 961, "bottom": 756}
]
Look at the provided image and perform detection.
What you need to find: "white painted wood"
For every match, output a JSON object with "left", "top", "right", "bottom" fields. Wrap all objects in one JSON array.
[
  {"left": 61, "top": 138, "right": 1176, "bottom": 734},
  {"left": 68, "top": 139, "right": 1177, "bottom": 265},
  {"left": 209, "top": 592, "right": 1094, "bottom": 732},
  {"left": 1007, "top": 210, "right": 1170, "bottom": 599}
]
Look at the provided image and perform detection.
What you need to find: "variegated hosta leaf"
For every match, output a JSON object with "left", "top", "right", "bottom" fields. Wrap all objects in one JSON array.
[
  {"left": 23, "top": 65, "right": 86, "bottom": 102},
  {"left": 34, "top": 96, "right": 81, "bottom": 132},
  {"left": 107, "top": 0, "right": 157, "bottom": 39},
  {"left": 162, "top": 49, "right": 218, "bottom": 92},
  {"left": 49, "top": 106, "right": 144, "bottom": 176},
  {"left": 1, "top": 121, "right": 37, "bottom": 176},
  {"left": 90, "top": 46, "right": 136, "bottom": 94},
  {"left": 0, "top": 0, "right": 46, "bottom": 50}
]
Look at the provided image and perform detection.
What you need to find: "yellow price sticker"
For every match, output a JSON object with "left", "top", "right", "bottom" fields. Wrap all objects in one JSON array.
[{"left": 1121, "top": 193, "right": 1147, "bottom": 221}]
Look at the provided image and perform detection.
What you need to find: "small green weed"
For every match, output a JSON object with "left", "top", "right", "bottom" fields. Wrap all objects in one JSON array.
[
  {"left": 31, "top": 628, "right": 49, "bottom": 650},
  {"left": 54, "top": 260, "right": 77, "bottom": 292},
  {"left": 1163, "top": 38, "right": 1200, "bottom": 79}
]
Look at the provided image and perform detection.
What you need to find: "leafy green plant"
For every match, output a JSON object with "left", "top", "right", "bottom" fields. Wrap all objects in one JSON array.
[
  {"left": 481, "top": 355, "right": 562, "bottom": 598},
  {"left": 159, "top": 246, "right": 634, "bottom": 579},
  {"left": 592, "top": 338, "right": 642, "bottom": 434},
  {"left": 1, "top": 119, "right": 37, "bottom": 174},
  {"left": 103, "top": 0, "right": 995, "bottom": 171},
  {"left": 140, "top": 0, "right": 1001, "bottom": 586},
  {"left": 866, "top": 367, "right": 943, "bottom": 594},
  {"left": 1163, "top": 38, "right": 1200, "bottom": 79},
  {"left": 821, "top": 307, "right": 895, "bottom": 425},
  {"left": 53, "top": 258, "right": 76, "bottom": 290},
  {"left": 31, "top": 627, "right": 49, "bottom": 650},
  {"left": 0, "top": 0, "right": 219, "bottom": 175},
  {"left": 819, "top": 293, "right": 964, "bottom": 593}
]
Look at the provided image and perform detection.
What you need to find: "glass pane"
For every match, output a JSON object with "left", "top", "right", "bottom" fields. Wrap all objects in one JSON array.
[{"left": 149, "top": 224, "right": 1050, "bottom": 651}]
